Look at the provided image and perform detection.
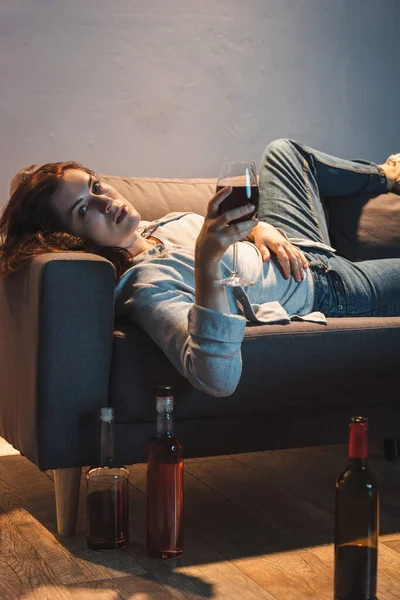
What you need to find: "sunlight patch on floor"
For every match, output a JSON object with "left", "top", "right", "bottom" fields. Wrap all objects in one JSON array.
[{"left": 0, "top": 438, "right": 20, "bottom": 456}]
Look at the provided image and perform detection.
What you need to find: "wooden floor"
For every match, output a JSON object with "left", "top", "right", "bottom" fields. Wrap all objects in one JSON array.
[{"left": 1, "top": 438, "right": 400, "bottom": 600}]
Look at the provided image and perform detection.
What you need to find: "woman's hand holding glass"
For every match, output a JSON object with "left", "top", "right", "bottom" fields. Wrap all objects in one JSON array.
[
  {"left": 195, "top": 186, "right": 259, "bottom": 275},
  {"left": 215, "top": 161, "right": 259, "bottom": 286}
]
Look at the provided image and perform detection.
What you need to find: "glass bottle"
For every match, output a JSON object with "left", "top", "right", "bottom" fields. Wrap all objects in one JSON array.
[
  {"left": 146, "top": 385, "right": 184, "bottom": 559},
  {"left": 85, "top": 407, "right": 129, "bottom": 550},
  {"left": 334, "top": 416, "right": 379, "bottom": 600}
]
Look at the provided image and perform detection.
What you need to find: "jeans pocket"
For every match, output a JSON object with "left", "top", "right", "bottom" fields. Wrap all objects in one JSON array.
[{"left": 326, "top": 269, "right": 348, "bottom": 315}]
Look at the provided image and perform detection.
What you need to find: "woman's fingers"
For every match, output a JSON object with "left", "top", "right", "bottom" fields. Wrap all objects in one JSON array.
[
  {"left": 211, "top": 221, "right": 258, "bottom": 253},
  {"left": 275, "top": 245, "right": 306, "bottom": 282},
  {"left": 224, "top": 218, "right": 259, "bottom": 243},
  {"left": 215, "top": 203, "right": 256, "bottom": 228},
  {"left": 207, "top": 186, "right": 232, "bottom": 217},
  {"left": 260, "top": 245, "right": 271, "bottom": 262},
  {"left": 299, "top": 250, "right": 309, "bottom": 270},
  {"left": 208, "top": 187, "right": 257, "bottom": 226}
]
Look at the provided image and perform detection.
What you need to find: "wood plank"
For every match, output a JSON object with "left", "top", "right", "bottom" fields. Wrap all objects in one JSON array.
[
  {"left": 123, "top": 466, "right": 277, "bottom": 600},
  {"left": 128, "top": 462, "right": 285, "bottom": 557},
  {"left": 233, "top": 444, "right": 400, "bottom": 534},
  {"left": 66, "top": 573, "right": 178, "bottom": 599},
  {"left": 302, "top": 443, "right": 400, "bottom": 533},
  {"left": 184, "top": 454, "right": 400, "bottom": 600},
  {"left": 0, "top": 508, "right": 75, "bottom": 600},
  {"left": 231, "top": 449, "right": 400, "bottom": 599},
  {"left": 2, "top": 438, "right": 400, "bottom": 599},
  {"left": 127, "top": 463, "right": 334, "bottom": 599},
  {"left": 48, "top": 463, "right": 277, "bottom": 599},
  {"left": 232, "top": 448, "right": 336, "bottom": 515},
  {"left": 0, "top": 455, "right": 148, "bottom": 585},
  {"left": 185, "top": 453, "right": 335, "bottom": 546},
  {"left": 0, "top": 556, "right": 34, "bottom": 600},
  {"left": 383, "top": 539, "right": 400, "bottom": 554}
]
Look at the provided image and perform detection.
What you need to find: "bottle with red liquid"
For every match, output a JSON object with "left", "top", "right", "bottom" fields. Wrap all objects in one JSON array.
[
  {"left": 146, "top": 385, "right": 184, "bottom": 560},
  {"left": 85, "top": 407, "right": 129, "bottom": 550},
  {"left": 334, "top": 416, "right": 379, "bottom": 600}
]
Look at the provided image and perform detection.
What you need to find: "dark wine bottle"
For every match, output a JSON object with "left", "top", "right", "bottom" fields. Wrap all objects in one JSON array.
[
  {"left": 334, "top": 416, "right": 379, "bottom": 600},
  {"left": 146, "top": 385, "right": 184, "bottom": 560},
  {"left": 85, "top": 407, "right": 129, "bottom": 550}
]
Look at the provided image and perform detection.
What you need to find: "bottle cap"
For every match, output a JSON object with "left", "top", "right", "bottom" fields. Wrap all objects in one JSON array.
[
  {"left": 157, "top": 385, "right": 173, "bottom": 397},
  {"left": 156, "top": 384, "right": 173, "bottom": 412},
  {"left": 100, "top": 407, "right": 114, "bottom": 422},
  {"left": 349, "top": 415, "right": 368, "bottom": 431}
]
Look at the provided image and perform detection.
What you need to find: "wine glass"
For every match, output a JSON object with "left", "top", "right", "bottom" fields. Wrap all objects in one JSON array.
[{"left": 216, "top": 161, "right": 259, "bottom": 287}]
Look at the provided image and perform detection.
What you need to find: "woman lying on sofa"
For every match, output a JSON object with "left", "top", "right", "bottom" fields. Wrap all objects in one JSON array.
[{"left": 1, "top": 139, "right": 400, "bottom": 396}]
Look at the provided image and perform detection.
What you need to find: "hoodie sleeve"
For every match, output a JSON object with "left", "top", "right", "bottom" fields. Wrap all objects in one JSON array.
[{"left": 116, "top": 262, "right": 246, "bottom": 397}]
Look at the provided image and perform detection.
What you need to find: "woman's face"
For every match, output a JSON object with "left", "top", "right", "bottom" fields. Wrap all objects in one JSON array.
[{"left": 51, "top": 169, "right": 141, "bottom": 248}]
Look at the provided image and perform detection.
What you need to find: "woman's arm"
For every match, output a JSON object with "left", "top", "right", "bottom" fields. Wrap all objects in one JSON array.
[
  {"left": 194, "top": 186, "right": 258, "bottom": 312},
  {"left": 119, "top": 265, "right": 247, "bottom": 397}
]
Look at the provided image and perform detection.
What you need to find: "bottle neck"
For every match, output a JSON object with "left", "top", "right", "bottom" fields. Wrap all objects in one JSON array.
[
  {"left": 156, "top": 410, "right": 173, "bottom": 435},
  {"left": 348, "top": 424, "right": 368, "bottom": 463},
  {"left": 100, "top": 418, "right": 115, "bottom": 466},
  {"left": 348, "top": 457, "right": 367, "bottom": 470}
]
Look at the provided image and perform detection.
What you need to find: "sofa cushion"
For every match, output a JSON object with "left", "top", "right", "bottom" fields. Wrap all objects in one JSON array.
[
  {"left": 327, "top": 192, "right": 400, "bottom": 261},
  {"left": 110, "top": 317, "right": 400, "bottom": 422}
]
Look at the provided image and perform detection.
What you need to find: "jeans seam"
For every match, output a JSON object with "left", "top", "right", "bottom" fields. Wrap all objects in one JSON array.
[
  {"left": 303, "top": 159, "right": 326, "bottom": 243},
  {"left": 314, "top": 156, "right": 381, "bottom": 175},
  {"left": 337, "top": 272, "right": 350, "bottom": 308},
  {"left": 351, "top": 297, "right": 400, "bottom": 317}
]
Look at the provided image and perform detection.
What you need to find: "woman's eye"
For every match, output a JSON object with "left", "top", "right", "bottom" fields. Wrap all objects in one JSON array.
[
  {"left": 78, "top": 205, "right": 88, "bottom": 218},
  {"left": 93, "top": 180, "right": 101, "bottom": 193}
]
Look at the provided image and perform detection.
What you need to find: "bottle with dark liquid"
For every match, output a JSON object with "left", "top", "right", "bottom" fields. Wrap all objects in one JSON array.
[
  {"left": 146, "top": 385, "right": 184, "bottom": 560},
  {"left": 86, "top": 407, "right": 129, "bottom": 550},
  {"left": 334, "top": 416, "right": 379, "bottom": 600}
]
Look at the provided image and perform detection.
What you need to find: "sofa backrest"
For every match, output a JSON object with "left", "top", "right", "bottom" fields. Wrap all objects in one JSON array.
[
  {"left": 9, "top": 165, "right": 217, "bottom": 223},
  {"left": 9, "top": 165, "right": 400, "bottom": 262},
  {"left": 326, "top": 191, "right": 400, "bottom": 261},
  {"left": 98, "top": 174, "right": 217, "bottom": 222}
]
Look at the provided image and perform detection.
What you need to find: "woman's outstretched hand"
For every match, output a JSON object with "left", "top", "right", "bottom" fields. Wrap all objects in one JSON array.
[
  {"left": 249, "top": 222, "right": 309, "bottom": 283},
  {"left": 195, "top": 186, "right": 259, "bottom": 272}
]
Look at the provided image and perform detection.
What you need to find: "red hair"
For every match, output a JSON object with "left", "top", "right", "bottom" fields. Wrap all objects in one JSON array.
[{"left": 0, "top": 162, "right": 132, "bottom": 278}]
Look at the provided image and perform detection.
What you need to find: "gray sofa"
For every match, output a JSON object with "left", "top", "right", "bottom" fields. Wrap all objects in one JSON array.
[{"left": 1, "top": 168, "right": 400, "bottom": 536}]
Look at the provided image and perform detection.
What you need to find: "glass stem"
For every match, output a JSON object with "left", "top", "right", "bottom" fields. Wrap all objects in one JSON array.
[{"left": 232, "top": 242, "right": 238, "bottom": 276}]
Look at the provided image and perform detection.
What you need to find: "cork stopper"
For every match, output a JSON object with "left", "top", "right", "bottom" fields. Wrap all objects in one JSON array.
[{"left": 100, "top": 407, "right": 114, "bottom": 422}]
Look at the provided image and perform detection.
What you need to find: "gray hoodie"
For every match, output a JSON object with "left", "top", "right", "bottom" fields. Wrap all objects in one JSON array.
[{"left": 114, "top": 212, "right": 332, "bottom": 397}]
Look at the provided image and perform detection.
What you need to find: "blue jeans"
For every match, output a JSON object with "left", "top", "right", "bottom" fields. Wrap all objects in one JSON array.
[{"left": 258, "top": 139, "right": 400, "bottom": 317}]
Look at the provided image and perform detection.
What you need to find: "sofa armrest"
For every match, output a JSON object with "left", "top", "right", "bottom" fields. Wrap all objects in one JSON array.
[{"left": 0, "top": 252, "right": 116, "bottom": 470}]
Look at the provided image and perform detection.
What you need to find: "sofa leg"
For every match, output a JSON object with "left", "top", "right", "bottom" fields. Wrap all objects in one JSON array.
[
  {"left": 383, "top": 438, "right": 400, "bottom": 462},
  {"left": 54, "top": 467, "right": 82, "bottom": 536}
]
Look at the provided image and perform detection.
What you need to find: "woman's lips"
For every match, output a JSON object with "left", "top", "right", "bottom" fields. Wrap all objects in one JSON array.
[{"left": 116, "top": 204, "right": 128, "bottom": 224}]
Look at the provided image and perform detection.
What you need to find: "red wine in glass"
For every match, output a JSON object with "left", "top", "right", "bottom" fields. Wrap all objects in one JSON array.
[
  {"left": 216, "top": 185, "right": 259, "bottom": 224},
  {"left": 216, "top": 161, "right": 259, "bottom": 286}
]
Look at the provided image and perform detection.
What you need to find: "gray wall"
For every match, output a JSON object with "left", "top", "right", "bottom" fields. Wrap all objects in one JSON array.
[{"left": 1, "top": 0, "right": 399, "bottom": 206}]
